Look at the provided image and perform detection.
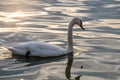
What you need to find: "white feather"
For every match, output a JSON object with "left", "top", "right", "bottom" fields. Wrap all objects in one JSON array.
[{"left": 9, "top": 41, "right": 66, "bottom": 57}]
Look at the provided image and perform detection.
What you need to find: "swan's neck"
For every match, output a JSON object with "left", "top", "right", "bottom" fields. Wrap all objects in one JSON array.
[{"left": 67, "top": 20, "right": 74, "bottom": 52}]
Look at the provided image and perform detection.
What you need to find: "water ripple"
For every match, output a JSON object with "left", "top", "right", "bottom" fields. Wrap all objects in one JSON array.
[{"left": 0, "top": 0, "right": 120, "bottom": 80}]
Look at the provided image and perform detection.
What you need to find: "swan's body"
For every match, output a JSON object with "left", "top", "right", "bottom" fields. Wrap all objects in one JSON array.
[
  {"left": 8, "top": 17, "right": 85, "bottom": 57},
  {"left": 9, "top": 41, "right": 66, "bottom": 57}
]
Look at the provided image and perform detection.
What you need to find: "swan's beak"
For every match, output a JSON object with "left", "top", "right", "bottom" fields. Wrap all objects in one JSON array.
[{"left": 79, "top": 25, "right": 85, "bottom": 30}]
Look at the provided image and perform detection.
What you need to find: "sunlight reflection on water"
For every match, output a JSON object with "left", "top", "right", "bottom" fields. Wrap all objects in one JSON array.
[
  {"left": 0, "top": 11, "right": 48, "bottom": 22},
  {"left": 0, "top": 27, "right": 22, "bottom": 32}
]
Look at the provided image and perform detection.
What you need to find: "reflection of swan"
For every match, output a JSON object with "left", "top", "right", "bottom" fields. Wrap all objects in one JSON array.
[
  {"left": 65, "top": 52, "right": 74, "bottom": 79},
  {"left": 8, "top": 17, "right": 85, "bottom": 57},
  {"left": 65, "top": 52, "right": 82, "bottom": 80}
]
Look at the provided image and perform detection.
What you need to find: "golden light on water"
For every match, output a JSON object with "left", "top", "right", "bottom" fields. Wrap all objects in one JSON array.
[
  {"left": 6, "top": 11, "right": 26, "bottom": 18},
  {"left": 0, "top": 47, "right": 12, "bottom": 60},
  {"left": 6, "top": 11, "right": 48, "bottom": 18},
  {"left": 0, "top": 11, "right": 48, "bottom": 22},
  {"left": 0, "top": 11, "right": 25, "bottom": 22},
  {"left": 0, "top": 27, "right": 22, "bottom": 32}
]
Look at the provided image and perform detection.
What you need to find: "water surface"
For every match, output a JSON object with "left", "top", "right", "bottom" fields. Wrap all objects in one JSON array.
[{"left": 0, "top": 0, "right": 120, "bottom": 80}]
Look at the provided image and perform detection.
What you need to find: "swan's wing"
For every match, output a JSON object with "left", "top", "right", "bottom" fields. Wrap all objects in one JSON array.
[
  {"left": 9, "top": 41, "right": 66, "bottom": 57},
  {"left": 28, "top": 42, "right": 66, "bottom": 57}
]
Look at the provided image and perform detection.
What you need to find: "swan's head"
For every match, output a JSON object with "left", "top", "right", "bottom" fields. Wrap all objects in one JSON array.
[{"left": 72, "top": 17, "right": 85, "bottom": 30}]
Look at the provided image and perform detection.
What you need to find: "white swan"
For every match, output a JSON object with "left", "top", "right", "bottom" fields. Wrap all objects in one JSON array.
[{"left": 8, "top": 17, "right": 85, "bottom": 57}]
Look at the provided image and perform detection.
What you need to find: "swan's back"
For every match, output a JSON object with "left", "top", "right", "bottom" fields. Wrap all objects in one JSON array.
[{"left": 9, "top": 41, "right": 66, "bottom": 57}]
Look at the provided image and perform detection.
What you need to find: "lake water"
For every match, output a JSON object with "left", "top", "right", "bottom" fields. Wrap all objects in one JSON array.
[{"left": 0, "top": 0, "right": 120, "bottom": 80}]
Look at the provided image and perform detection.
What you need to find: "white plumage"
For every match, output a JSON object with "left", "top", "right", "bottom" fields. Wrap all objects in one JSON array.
[
  {"left": 8, "top": 17, "right": 85, "bottom": 57},
  {"left": 9, "top": 41, "right": 66, "bottom": 57}
]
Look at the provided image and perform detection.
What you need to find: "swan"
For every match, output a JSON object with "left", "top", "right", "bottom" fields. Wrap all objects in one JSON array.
[{"left": 8, "top": 17, "right": 85, "bottom": 57}]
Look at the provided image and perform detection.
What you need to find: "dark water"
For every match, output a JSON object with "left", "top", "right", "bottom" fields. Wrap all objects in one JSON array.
[{"left": 0, "top": 0, "right": 120, "bottom": 80}]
